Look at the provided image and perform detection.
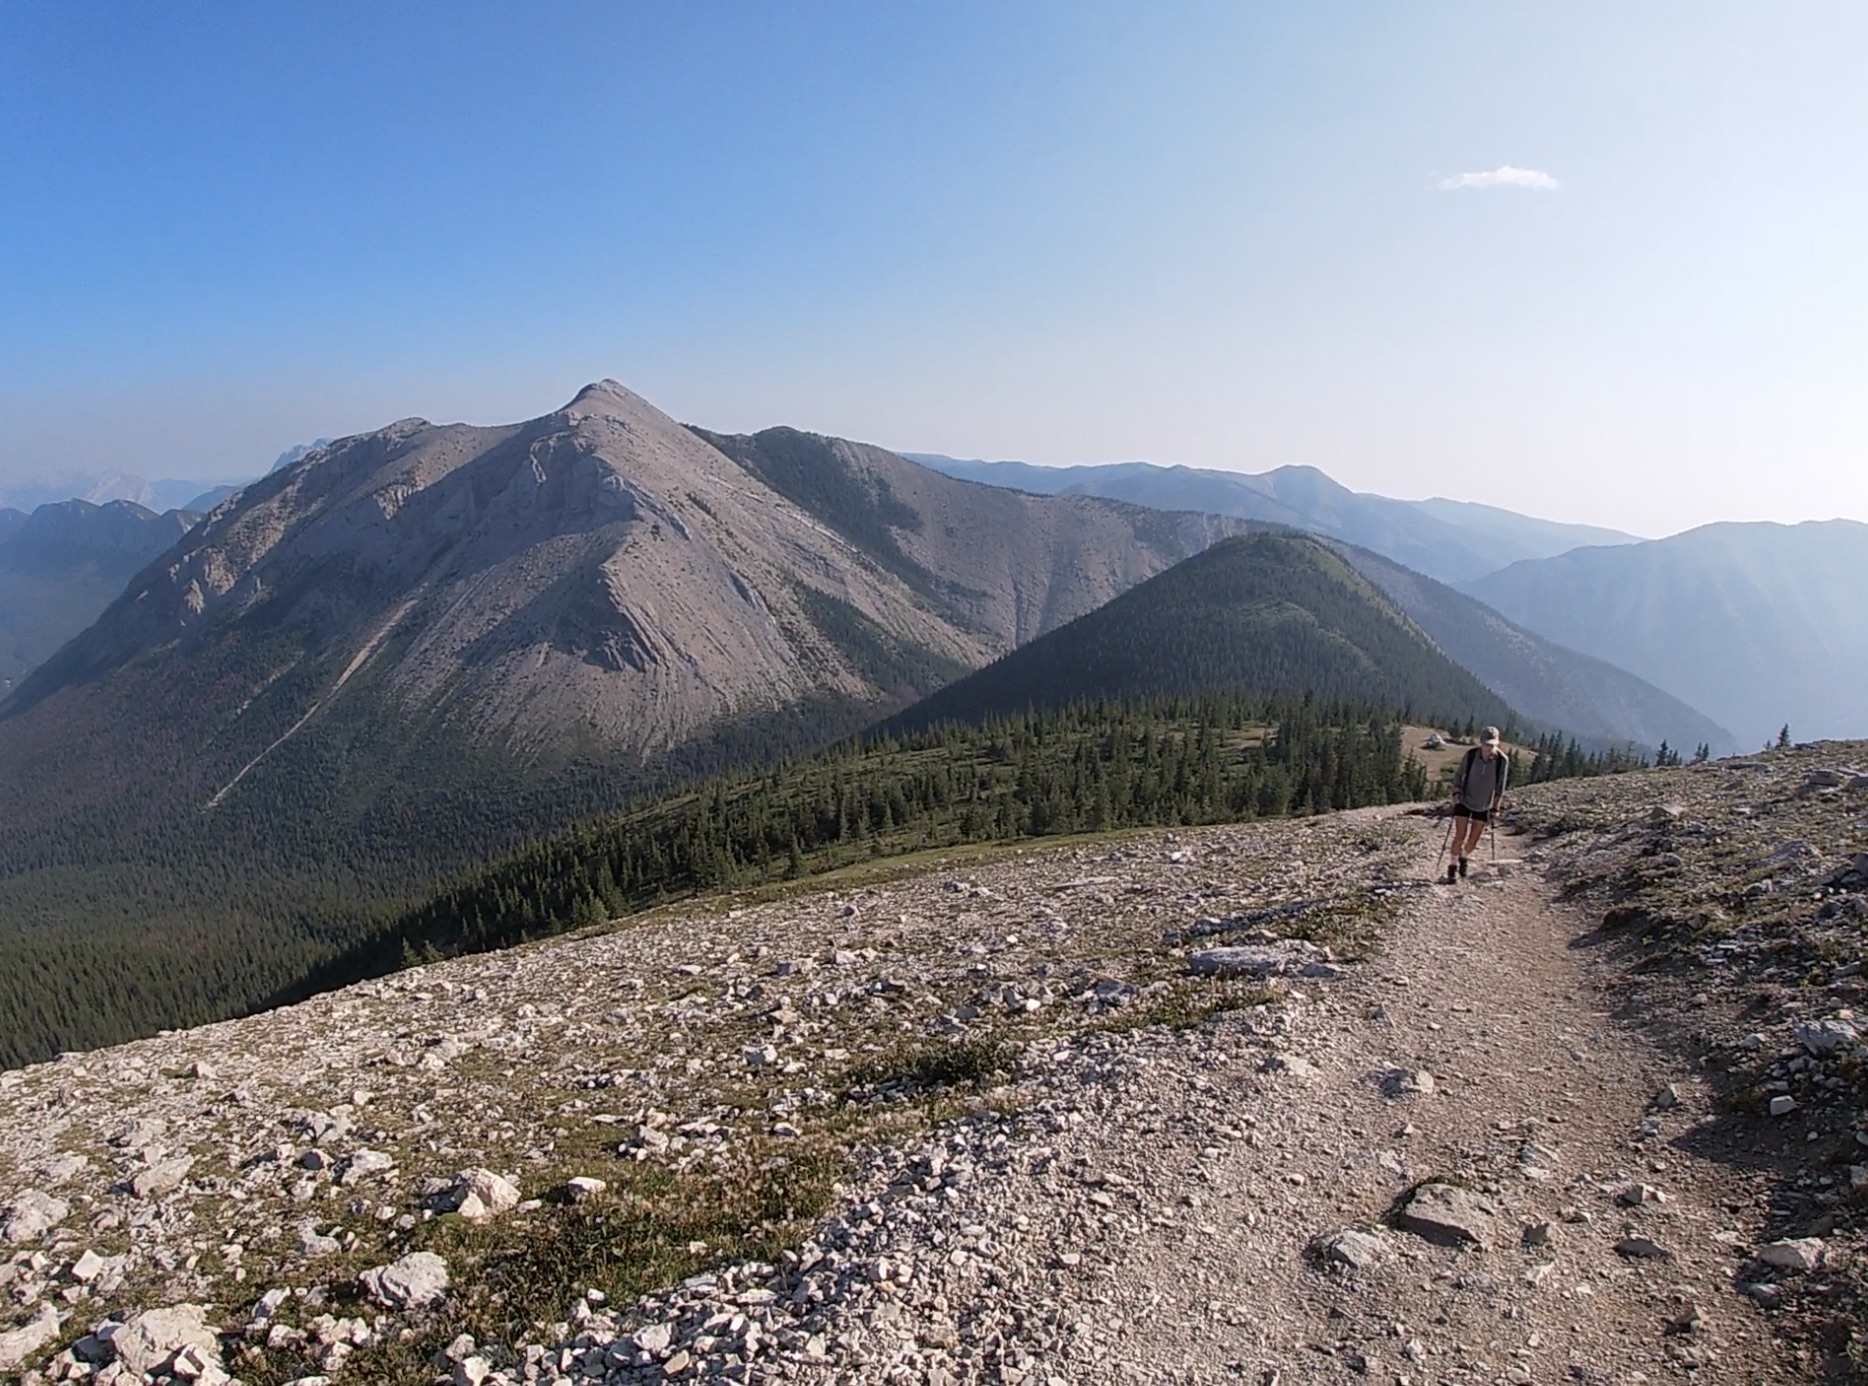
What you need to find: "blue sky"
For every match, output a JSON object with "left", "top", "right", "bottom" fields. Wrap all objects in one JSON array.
[{"left": 1, "top": 3, "right": 1863, "bottom": 536}]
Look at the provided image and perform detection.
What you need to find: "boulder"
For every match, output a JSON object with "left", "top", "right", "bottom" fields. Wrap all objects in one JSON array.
[
  {"left": 1796, "top": 1019, "right": 1860, "bottom": 1057},
  {"left": 1313, "top": 1228, "right": 1388, "bottom": 1270},
  {"left": 112, "top": 1304, "right": 222, "bottom": 1378},
  {"left": 2, "top": 1189, "right": 70, "bottom": 1244},
  {"left": 337, "top": 1150, "right": 396, "bottom": 1186},
  {"left": 0, "top": 1304, "right": 61, "bottom": 1372},
  {"left": 359, "top": 1251, "right": 450, "bottom": 1309},
  {"left": 129, "top": 1155, "right": 194, "bottom": 1200},
  {"left": 448, "top": 1168, "right": 520, "bottom": 1223},
  {"left": 1187, "top": 943, "right": 1326, "bottom": 978},
  {"left": 1396, "top": 1182, "right": 1497, "bottom": 1246},
  {"left": 1756, "top": 1238, "right": 1824, "bottom": 1273}
]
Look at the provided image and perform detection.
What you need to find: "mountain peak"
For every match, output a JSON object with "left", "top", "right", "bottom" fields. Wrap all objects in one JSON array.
[{"left": 562, "top": 379, "right": 647, "bottom": 420}]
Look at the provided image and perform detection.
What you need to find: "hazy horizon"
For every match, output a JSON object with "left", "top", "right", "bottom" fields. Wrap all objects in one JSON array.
[{"left": 4, "top": 5, "right": 1865, "bottom": 538}]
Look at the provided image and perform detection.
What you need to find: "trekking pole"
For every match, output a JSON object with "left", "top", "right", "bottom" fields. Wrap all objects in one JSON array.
[
  {"left": 1434, "top": 812, "right": 1454, "bottom": 875},
  {"left": 1489, "top": 809, "right": 1499, "bottom": 872}
]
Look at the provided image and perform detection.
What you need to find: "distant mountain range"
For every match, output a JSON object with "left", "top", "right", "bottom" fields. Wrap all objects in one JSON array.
[
  {"left": 1330, "top": 544, "right": 1736, "bottom": 756},
  {"left": 900, "top": 452, "right": 1733, "bottom": 753},
  {"left": 1463, "top": 520, "right": 1868, "bottom": 747},
  {"left": 905, "top": 453, "right": 1639, "bottom": 585},
  {"left": 0, "top": 472, "right": 233, "bottom": 515},
  {"left": 0, "top": 499, "right": 195, "bottom": 689}
]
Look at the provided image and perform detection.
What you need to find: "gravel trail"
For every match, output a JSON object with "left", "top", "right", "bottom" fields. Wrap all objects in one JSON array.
[{"left": 1008, "top": 819, "right": 1804, "bottom": 1385}]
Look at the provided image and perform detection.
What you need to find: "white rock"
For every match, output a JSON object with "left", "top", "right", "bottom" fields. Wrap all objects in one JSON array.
[
  {"left": 448, "top": 1169, "right": 520, "bottom": 1222},
  {"left": 112, "top": 1304, "right": 222, "bottom": 1378},
  {"left": 1313, "top": 1228, "right": 1387, "bottom": 1270},
  {"left": 0, "top": 1303, "right": 60, "bottom": 1372},
  {"left": 1187, "top": 943, "right": 1322, "bottom": 978},
  {"left": 297, "top": 1222, "right": 342, "bottom": 1256},
  {"left": 68, "top": 1249, "right": 107, "bottom": 1282},
  {"left": 2, "top": 1190, "right": 70, "bottom": 1244},
  {"left": 634, "top": 1322, "right": 673, "bottom": 1354},
  {"left": 338, "top": 1150, "right": 395, "bottom": 1186},
  {"left": 1797, "top": 1019, "right": 1860, "bottom": 1056},
  {"left": 359, "top": 1251, "right": 450, "bottom": 1309},
  {"left": 171, "top": 1341, "right": 222, "bottom": 1381},
  {"left": 129, "top": 1155, "right": 194, "bottom": 1199},
  {"left": 1756, "top": 1238, "right": 1824, "bottom": 1273},
  {"left": 561, "top": 1176, "right": 607, "bottom": 1203},
  {"left": 1263, "top": 1053, "right": 1318, "bottom": 1080},
  {"left": 1768, "top": 1095, "right": 1798, "bottom": 1117}
]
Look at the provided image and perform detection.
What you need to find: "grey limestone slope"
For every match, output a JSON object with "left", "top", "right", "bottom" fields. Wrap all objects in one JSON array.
[
  {"left": 1463, "top": 519, "right": 1868, "bottom": 748},
  {"left": 0, "top": 384, "right": 967, "bottom": 837},
  {"left": 696, "top": 427, "right": 1250, "bottom": 647}
]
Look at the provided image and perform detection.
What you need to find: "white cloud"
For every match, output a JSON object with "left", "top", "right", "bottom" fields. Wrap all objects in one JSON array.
[{"left": 1438, "top": 165, "right": 1560, "bottom": 192}]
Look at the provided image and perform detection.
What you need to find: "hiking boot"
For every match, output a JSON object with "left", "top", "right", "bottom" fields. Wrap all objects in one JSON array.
[
  {"left": 1445, "top": 863, "right": 1458, "bottom": 884},
  {"left": 1458, "top": 856, "right": 1469, "bottom": 879}
]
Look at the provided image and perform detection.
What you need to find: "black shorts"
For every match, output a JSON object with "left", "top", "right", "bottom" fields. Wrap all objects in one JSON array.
[{"left": 1452, "top": 804, "right": 1491, "bottom": 823}]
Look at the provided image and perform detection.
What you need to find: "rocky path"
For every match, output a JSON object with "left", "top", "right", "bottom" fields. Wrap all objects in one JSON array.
[
  {"left": 563, "top": 815, "right": 1824, "bottom": 1386},
  {"left": 1010, "top": 823, "right": 1805, "bottom": 1385}
]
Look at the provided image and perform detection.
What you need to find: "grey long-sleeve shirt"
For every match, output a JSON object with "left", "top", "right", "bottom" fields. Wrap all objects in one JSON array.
[{"left": 1454, "top": 746, "right": 1508, "bottom": 812}]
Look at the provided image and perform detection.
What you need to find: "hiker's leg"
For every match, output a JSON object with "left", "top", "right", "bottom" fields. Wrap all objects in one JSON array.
[{"left": 1451, "top": 814, "right": 1479, "bottom": 856}]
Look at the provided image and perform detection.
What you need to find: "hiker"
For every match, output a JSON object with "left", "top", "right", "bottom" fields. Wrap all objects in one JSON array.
[{"left": 1446, "top": 726, "right": 1509, "bottom": 883}]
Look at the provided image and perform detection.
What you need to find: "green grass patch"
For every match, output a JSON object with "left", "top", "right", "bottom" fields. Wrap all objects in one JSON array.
[
  {"left": 1090, "top": 982, "right": 1277, "bottom": 1035},
  {"left": 234, "top": 1142, "right": 845, "bottom": 1386},
  {"left": 839, "top": 1035, "right": 1020, "bottom": 1100}
]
